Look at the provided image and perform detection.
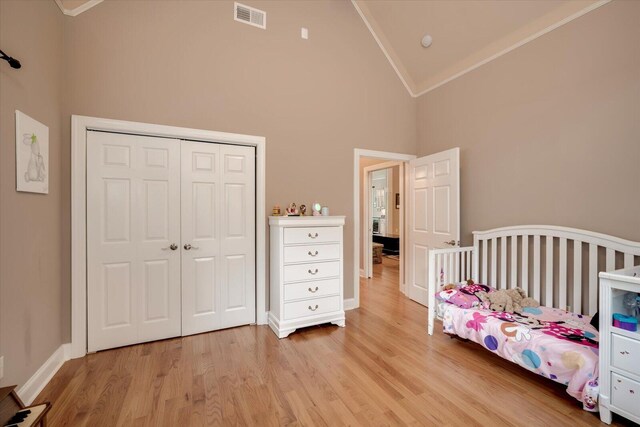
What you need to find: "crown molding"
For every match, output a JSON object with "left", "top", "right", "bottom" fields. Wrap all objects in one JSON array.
[
  {"left": 350, "top": 0, "right": 416, "bottom": 97},
  {"left": 352, "top": 0, "right": 612, "bottom": 98},
  {"left": 54, "top": 0, "right": 103, "bottom": 17}
]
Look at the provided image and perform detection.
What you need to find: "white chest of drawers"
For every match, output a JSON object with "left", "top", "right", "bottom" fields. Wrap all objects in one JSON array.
[
  {"left": 599, "top": 265, "right": 640, "bottom": 424},
  {"left": 268, "top": 216, "right": 346, "bottom": 338}
]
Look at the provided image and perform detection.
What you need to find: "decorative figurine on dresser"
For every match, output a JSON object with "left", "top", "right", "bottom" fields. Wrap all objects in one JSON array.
[
  {"left": 268, "top": 215, "right": 346, "bottom": 338},
  {"left": 599, "top": 265, "right": 640, "bottom": 425}
]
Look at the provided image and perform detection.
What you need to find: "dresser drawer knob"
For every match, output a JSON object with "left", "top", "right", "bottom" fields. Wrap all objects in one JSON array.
[
  {"left": 620, "top": 350, "right": 630, "bottom": 355},
  {"left": 308, "top": 286, "right": 319, "bottom": 293},
  {"left": 308, "top": 232, "right": 319, "bottom": 239},
  {"left": 308, "top": 250, "right": 319, "bottom": 257},
  {"left": 308, "top": 305, "right": 319, "bottom": 311},
  {"left": 308, "top": 269, "right": 319, "bottom": 275}
]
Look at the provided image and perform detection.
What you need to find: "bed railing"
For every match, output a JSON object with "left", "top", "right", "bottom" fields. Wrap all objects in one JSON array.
[
  {"left": 427, "top": 246, "right": 474, "bottom": 335},
  {"left": 428, "top": 225, "right": 640, "bottom": 335}
]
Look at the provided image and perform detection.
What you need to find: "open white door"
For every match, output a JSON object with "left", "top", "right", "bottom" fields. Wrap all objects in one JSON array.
[{"left": 408, "top": 148, "right": 460, "bottom": 306}]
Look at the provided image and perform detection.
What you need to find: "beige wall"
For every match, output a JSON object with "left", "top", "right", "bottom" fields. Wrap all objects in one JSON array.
[
  {"left": 63, "top": 0, "right": 417, "bottom": 304},
  {"left": 0, "top": 1, "right": 67, "bottom": 387},
  {"left": 417, "top": 0, "right": 640, "bottom": 245}
]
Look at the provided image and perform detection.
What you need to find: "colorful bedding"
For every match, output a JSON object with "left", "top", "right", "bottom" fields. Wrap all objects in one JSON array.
[{"left": 440, "top": 303, "right": 599, "bottom": 404}]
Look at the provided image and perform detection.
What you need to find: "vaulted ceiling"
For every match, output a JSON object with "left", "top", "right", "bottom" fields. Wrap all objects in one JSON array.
[
  {"left": 53, "top": 0, "right": 610, "bottom": 97},
  {"left": 352, "top": 0, "right": 609, "bottom": 96}
]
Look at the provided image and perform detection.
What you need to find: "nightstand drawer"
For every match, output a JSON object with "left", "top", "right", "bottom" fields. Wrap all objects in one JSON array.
[
  {"left": 284, "top": 295, "right": 341, "bottom": 320},
  {"left": 284, "top": 261, "right": 340, "bottom": 283},
  {"left": 284, "top": 279, "right": 340, "bottom": 302},
  {"left": 284, "top": 244, "right": 340, "bottom": 264},
  {"left": 612, "top": 334, "right": 640, "bottom": 376},
  {"left": 611, "top": 372, "right": 640, "bottom": 419},
  {"left": 284, "top": 227, "right": 341, "bottom": 245}
]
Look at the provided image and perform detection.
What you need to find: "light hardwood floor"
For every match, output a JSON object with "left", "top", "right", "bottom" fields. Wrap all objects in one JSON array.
[{"left": 37, "top": 257, "right": 632, "bottom": 426}]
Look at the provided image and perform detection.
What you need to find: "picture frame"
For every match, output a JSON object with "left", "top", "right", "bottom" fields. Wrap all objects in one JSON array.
[{"left": 15, "top": 110, "right": 49, "bottom": 194}]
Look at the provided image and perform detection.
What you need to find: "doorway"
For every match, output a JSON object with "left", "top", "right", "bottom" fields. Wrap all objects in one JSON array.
[
  {"left": 363, "top": 161, "right": 403, "bottom": 281},
  {"left": 353, "top": 147, "right": 461, "bottom": 310},
  {"left": 353, "top": 149, "right": 415, "bottom": 308}
]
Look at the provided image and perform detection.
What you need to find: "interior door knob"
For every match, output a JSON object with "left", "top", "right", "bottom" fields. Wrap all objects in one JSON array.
[
  {"left": 162, "top": 243, "right": 178, "bottom": 251},
  {"left": 444, "top": 240, "right": 458, "bottom": 246},
  {"left": 184, "top": 243, "right": 199, "bottom": 250}
]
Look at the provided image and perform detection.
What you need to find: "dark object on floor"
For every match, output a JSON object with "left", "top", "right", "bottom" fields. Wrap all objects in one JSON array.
[{"left": 0, "top": 385, "right": 51, "bottom": 426}]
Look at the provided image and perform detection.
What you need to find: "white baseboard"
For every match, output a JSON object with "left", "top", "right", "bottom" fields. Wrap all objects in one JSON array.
[
  {"left": 17, "top": 343, "right": 71, "bottom": 405},
  {"left": 344, "top": 298, "right": 358, "bottom": 311}
]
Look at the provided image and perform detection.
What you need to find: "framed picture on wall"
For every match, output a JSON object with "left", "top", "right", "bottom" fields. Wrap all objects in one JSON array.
[
  {"left": 395, "top": 193, "right": 400, "bottom": 209},
  {"left": 15, "top": 110, "right": 49, "bottom": 194}
]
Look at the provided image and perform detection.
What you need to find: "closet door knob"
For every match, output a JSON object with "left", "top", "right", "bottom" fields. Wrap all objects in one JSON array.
[
  {"left": 162, "top": 244, "right": 178, "bottom": 251},
  {"left": 184, "top": 244, "right": 199, "bottom": 250},
  {"left": 308, "top": 251, "right": 319, "bottom": 257},
  {"left": 308, "top": 305, "right": 319, "bottom": 311},
  {"left": 308, "top": 269, "right": 319, "bottom": 275}
]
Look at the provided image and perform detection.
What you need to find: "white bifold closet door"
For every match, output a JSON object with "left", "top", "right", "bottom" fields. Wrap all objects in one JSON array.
[
  {"left": 181, "top": 141, "right": 256, "bottom": 335},
  {"left": 87, "top": 131, "right": 182, "bottom": 352},
  {"left": 87, "top": 131, "right": 256, "bottom": 352}
]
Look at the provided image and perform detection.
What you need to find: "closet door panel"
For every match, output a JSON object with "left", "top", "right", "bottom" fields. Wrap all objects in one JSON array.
[
  {"left": 135, "top": 137, "right": 181, "bottom": 342},
  {"left": 181, "top": 142, "right": 222, "bottom": 335},
  {"left": 87, "top": 132, "right": 181, "bottom": 352},
  {"left": 220, "top": 145, "right": 256, "bottom": 327}
]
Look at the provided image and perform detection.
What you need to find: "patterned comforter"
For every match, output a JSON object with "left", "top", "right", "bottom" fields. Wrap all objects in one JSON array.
[{"left": 440, "top": 303, "right": 599, "bottom": 404}]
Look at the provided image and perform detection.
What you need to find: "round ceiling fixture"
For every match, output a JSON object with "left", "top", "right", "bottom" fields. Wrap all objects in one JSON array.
[{"left": 421, "top": 34, "right": 433, "bottom": 48}]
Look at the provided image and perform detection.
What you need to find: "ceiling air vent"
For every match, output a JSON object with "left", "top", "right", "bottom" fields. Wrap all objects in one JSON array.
[{"left": 234, "top": 2, "right": 266, "bottom": 29}]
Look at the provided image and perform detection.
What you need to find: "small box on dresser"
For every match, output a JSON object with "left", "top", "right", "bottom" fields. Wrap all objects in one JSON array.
[
  {"left": 599, "top": 265, "right": 640, "bottom": 424},
  {"left": 268, "top": 216, "right": 346, "bottom": 338}
]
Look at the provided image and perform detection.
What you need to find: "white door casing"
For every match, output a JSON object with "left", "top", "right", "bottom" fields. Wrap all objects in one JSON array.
[
  {"left": 87, "top": 131, "right": 182, "bottom": 352},
  {"left": 408, "top": 147, "right": 460, "bottom": 306},
  {"left": 181, "top": 142, "right": 256, "bottom": 335}
]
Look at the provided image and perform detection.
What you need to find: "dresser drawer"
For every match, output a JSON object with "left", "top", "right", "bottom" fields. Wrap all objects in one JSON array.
[
  {"left": 284, "top": 278, "right": 340, "bottom": 302},
  {"left": 284, "top": 261, "right": 340, "bottom": 283},
  {"left": 611, "top": 372, "right": 640, "bottom": 419},
  {"left": 283, "top": 244, "right": 340, "bottom": 264},
  {"left": 612, "top": 334, "right": 640, "bottom": 376},
  {"left": 284, "top": 295, "right": 341, "bottom": 320},
  {"left": 284, "top": 227, "right": 341, "bottom": 245}
]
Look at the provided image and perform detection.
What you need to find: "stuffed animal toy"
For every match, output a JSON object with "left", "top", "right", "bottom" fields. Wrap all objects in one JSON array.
[
  {"left": 476, "top": 288, "right": 539, "bottom": 314},
  {"left": 442, "top": 283, "right": 457, "bottom": 291}
]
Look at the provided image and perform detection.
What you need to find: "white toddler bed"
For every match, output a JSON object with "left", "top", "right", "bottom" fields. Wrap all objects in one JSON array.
[{"left": 427, "top": 225, "right": 640, "bottom": 408}]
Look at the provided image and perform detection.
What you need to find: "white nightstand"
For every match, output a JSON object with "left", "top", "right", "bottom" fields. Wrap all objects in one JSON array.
[{"left": 599, "top": 265, "right": 640, "bottom": 424}]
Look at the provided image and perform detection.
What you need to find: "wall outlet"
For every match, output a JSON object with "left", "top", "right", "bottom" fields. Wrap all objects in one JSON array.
[
  {"left": 0, "top": 356, "right": 4, "bottom": 380},
  {"left": 301, "top": 27, "right": 309, "bottom": 40}
]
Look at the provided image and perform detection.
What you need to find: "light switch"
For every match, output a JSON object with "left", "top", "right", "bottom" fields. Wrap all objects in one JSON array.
[{"left": 301, "top": 27, "right": 309, "bottom": 40}]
